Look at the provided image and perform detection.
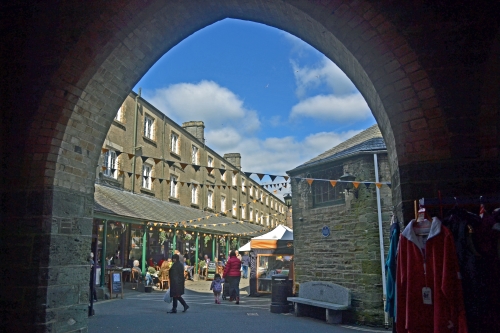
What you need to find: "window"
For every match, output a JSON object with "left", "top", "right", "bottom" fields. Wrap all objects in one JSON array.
[
  {"left": 256, "top": 211, "right": 259, "bottom": 224},
  {"left": 221, "top": 196, "right": 226, "bottom": 213},
  {"left": 220, "top": 164, "right": 226, "bottom": 181},
  {"left": 144, "top": 115, "right": 154, "bottom": 140},
  {"left": 171, "top": 132, "right": 179, "bottom": 154},
  {"left": 207, "top": 156, "right": 213, "bottom": 167},
  {"left": 249, "top": 186, "right": 253, "bottom": 197},
  {"left": 312, "top": 165, "right": 345, "bottom": 207},
  {"left": 271, "top": 200, "right": 274, "bottom": 209},
  {"left": 266, "top": 196, "right": 269, "bottom": 206},
  {"left": 250, "top": 207, "right": 253, "bottom": 221},
  {"left": 115, "top": 106, "right": 123, "bottom": 122},
  {"left": 192, "top": 145, "right": 199, "bottom": 164},
  {"left": 208, "top": 190, "right": 213, "bottom": 208},
  {"left": 103, "top": 150, "right": 117, "bottom": 178},
  {"left": 232, "top": 200, "right": 237, "bottom": 216},
  {"left": 242, "top": 205, "right": 246, "bottom": 219},
  {"left": 266, "top": 216, "right": 270, "bottom": 226},
  {"left": 191, "top": 186, "right": 198, "bottom": 204},
  {"left": 170, "top": 175, "right": 178, "bottom": 198},
  {"left": 142, "top": 164, "right": 152, "bottom": 189},
  {"left": 232, "top": 172, "right": 238, "bottom": 186}
]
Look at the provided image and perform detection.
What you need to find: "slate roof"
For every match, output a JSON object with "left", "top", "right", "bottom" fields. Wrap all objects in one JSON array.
[
  {"left": 288, "top": 125, "right": 386, "bottom": 173},
  {"left": 94, "top": 184, "right": 269, "bottom": 235}
]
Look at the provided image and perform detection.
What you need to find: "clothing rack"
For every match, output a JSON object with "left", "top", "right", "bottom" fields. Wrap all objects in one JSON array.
[{"left": 414, "top": 194, "right": 500, "bottom": 219}]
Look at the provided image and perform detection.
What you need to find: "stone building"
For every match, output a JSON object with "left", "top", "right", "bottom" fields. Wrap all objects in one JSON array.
[
  {"left": 287, "top": 125, "right": 392, "bottom": 325},
  {"left": 95, "top": 92, "right": 287, "bottom": 270}
]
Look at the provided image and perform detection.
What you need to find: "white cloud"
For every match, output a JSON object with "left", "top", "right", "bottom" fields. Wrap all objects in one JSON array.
[
  {"left": 290, "top": 94, "right": 371, "bottom": 122},
  {"left": 144, "top": 80, "right": 260, "bottom": 134},
  {"left": 291, "top": 58, "right": 357, "bottom": 98}
]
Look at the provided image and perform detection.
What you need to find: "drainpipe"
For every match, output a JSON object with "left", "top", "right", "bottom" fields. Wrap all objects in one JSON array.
[
  {"left": 212, "top": 236, "right": 215, "bottom": 260},
  {"left": 173, "top": 228, "right": 177, "bottom": 253},
  {"left": 131, "top": 88, "right": 141, "bottom": 193},
  {"left": 195, "top": 232, "right": 199, "bottom": 276},
  {"left": 374, "top": 153, "right": 388, "bottom": 328}
]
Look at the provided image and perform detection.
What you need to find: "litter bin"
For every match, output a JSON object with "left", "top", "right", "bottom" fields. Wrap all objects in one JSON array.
[{"left": 270, "top": 274, "right": 293, "bottom": 313}]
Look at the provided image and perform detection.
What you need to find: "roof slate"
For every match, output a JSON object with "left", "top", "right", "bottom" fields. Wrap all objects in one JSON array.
[
  {"left": 289, "top": 125, "right": 385, "bottom": 172},
  {"left": 94, "top": 184, "right": 269, "bottom": 235}
]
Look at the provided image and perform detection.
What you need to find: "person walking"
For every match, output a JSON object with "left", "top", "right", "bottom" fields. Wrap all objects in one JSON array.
[
  {"left": 223, "top": 250, "right": 242, "bottom": 304},
  {"left": 241, "top": 252, "right": 250, "bottom": 279},
  {"left": 167, "top": 254, "right": 189, "bottom": 313},
  {"left": 210, "top": 273, "right": 225, "bottom": 304}
]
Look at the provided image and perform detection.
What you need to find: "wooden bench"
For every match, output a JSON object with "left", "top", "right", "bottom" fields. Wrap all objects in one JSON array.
[{"left": 287, "top": 281, "right": 351, "bottom": 324}]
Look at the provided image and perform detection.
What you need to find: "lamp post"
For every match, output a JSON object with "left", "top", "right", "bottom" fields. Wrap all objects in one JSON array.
[
  {"left": 284, "top": 193, "right": 292, "bottom": 228},
  {"left": 339, "top": 171, "right": 356, "bottom": 195}
]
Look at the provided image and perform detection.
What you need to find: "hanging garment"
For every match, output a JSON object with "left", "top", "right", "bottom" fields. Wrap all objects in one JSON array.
[
  {"left": 385, "top": 218, "right": 400, "bottom": 318},
  {"left": 396, "top": 217, "right": 468, "bottom": 333}
]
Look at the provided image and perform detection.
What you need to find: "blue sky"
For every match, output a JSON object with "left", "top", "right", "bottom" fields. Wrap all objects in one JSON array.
[{"left": 135, "top": 18, "right": 375, "bottom": 180}]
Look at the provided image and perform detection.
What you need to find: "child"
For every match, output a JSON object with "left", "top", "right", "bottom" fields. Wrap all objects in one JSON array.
[{"left": 210, "top": 273, "right": 225, "bottom": 304}]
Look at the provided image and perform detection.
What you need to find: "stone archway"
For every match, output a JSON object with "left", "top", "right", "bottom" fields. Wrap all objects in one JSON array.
[{"left": 1, "top": 0, "right": 499, "bottom": 331}]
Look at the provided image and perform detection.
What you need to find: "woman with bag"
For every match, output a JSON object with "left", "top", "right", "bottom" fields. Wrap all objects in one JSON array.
[
  {"left": 223, "top": 250, "right": 242, "bottom": 304},
  {"left": 167, "top": 254, "right": 189, "bottom": 313}
]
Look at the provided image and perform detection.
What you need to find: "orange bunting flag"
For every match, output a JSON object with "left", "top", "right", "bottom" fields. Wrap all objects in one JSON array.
[
  {"left": 306, "top": 178, "right": 314, "bottom": 185},
  {"left": 151, "top": 177, "right": 156, "bottom": 182},
  {"left": 127, "top": 153, "right": 134, "bottom": 159},
  {"left": 180, "top": 182, "right": 185, "bottom": 187},
  {"left": 153, "top": 158, "right": 162, "bottom": 164},
  {"left": 352, "top": 181, "right": 360, "bottom": 189},
  {"left": 118, "top": 170, "right": 124, "bottom": 176},
  {"left": 232, "top": 170, "right": 239, "bottom": 175},
  {"left": 101, "top": 148, "right": 109, "bottom": 154},
  {"left": 135, "top": 174, "right": 141, "bottom": 179},
  {"left": 376, "top": 183, "right": 382, "bottom": 189},
  {"left": 330, "top": 180, "right": 337, "bottom": 187},
  {"left": 101, "top": 166, "right": 107, "bottom": 172}
]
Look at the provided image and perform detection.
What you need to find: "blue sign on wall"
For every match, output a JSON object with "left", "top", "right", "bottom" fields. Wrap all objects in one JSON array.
[{"left": 321, "top": 226, "right": 331, "bottom": 238}]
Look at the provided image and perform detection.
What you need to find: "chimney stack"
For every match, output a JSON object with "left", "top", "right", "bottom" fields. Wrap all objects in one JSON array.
[
  {"left": 224, "top": 153, "right": 241, "bottom": 170},
  {"left": 182, "top": 121, "right": 205, "bottom": 143}
]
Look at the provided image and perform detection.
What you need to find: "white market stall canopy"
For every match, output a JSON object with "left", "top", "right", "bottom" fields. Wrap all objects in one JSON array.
[{"left": 250, "top": 225, "right": 293, "bottom": 250}]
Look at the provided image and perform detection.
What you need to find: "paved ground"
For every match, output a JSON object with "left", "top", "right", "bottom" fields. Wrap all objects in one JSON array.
[{"left": 89, "top": 278, "right": 386, "bottom": 333}]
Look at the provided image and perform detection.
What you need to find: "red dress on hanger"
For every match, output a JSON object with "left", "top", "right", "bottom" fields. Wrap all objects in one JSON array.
[{"left": 396, "top": 217, "right": 468, "bottom": 333}]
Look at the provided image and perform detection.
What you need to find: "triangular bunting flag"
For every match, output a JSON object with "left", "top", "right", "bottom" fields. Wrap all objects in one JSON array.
[
  {"left": 217, "top": 185, "right": 221, "bottom": 189},
  {"left": 115, "top": 150, "right": 122, "bottom": 157},
  {"left": 143, "top": 175, "right": 149, "bottom": 180},
  {"left": 364, "top": 182, "right": 371, "bottom": 189},
  {"left": 219, "top": 169, "right": 226, "bottom": 176},
  {"left": 232, "top": 170, "right": 239, "bottom": 175},
  {"left": 110, "top": 168, "right": 116, "bottom": 175},
  {"left": 279, "top": 187, "right": 282, "bottom": 191},
  {"left": 211, "top": 185, "right": 215, "bottom": 189},
  {"left": 269, "top": 175, "right": 277, "bottom": 182},
  {"left": 223, "top": 186, "right": 226, "bottom": 190},
  {"left": 244, "top": 172, "right": 253, "bottom": 178},
  {"left": 376, "top": 183, "right": 382, "bottom": 189},
  {"left": 352, "top": 181, "right": 360, "bottom": 189},
  {"left": 166, "top": 180, "right": 170, "bottom": 185},
  {"left": 387, "top": 183, "right": 392, "bottom": 189},
  {"left": 101, "top": 166, "right": 107, "bottom": 172},
  {"left": 257, "top": 173, "right": 265, "bottom": 180},
  {"left": 127, "top": 153, "right": 134, "bottom": 159},
  {"left": 206, "top": 167, "right": 213, "bottom": 174},
  {"left": 284, "top": 184, "right": 287, "bottom": 188},
  {"left": 193, "top": 184, "right": 198, "bottom": 188},
  {"left": 180, "top": 163, "right": 188, "bottom": 170},
  {"left": 199, "top": 184, "right": 204, "bottom": 188},
  {"left": 127, "top": 172, "right": 132, "bottom": 178},
  {"left": 306, "top": 178, "right": 314, "bottom": 185},
  {"left": 135, "top": 174, "right": 141, "bottom": 179},
  {"left": 187, "top": 183, "right": 191, "bottom": 188},
  {"left": 329, "top": 180, "right": 337, "bottom": 187},
  {"left": 153, "top": 158, "right": 162, "bottom": 164},
  {"left": 118, "top": 170, "right": 124, "bottom": 176},
  {"left": 140, "top": 156, "right": 148, "bottom": 163},
  {"left": 283, "top": 176, "right": 289, "bottom": 181},
  {"left": 192, "top": 165, "right": 201, "bottom": 172},
  {"left": 101, "top": 148, "right": 109, "bottom": 154},
  {"left": 151, "top": 177, "right": 156, "bottom": 182},
  {"left": 166, "top": 161, "right": 175, "bottom": 168},
  {"left": 159, "top": 178, "right": 164, "bottom": 184},
  {"left": 173, "top": 181, "right": 177, "bottom": 185},
  {"left": 180, "top": 182, "right": 185, "bottom": 187}
]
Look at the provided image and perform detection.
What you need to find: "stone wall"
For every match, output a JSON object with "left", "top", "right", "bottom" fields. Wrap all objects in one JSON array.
[{"left": 290, "top": 153, "right": 392, "bottom": 326}]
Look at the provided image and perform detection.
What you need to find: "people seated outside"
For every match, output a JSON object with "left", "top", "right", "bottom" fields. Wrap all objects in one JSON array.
[
  {"left": 131, "top": 259, "right": 142, "bottom": 282},
  {"left": 183, "top": 258, "right": 194, "bottom": 280}
]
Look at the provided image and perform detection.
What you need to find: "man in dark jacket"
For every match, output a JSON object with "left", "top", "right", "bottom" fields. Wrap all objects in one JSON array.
[
  {"left": 223, "top": 250, "right": 242, "bottom": 304},
  {"left": 167, "top": 254, "right": 189, "bottom": 313}
]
